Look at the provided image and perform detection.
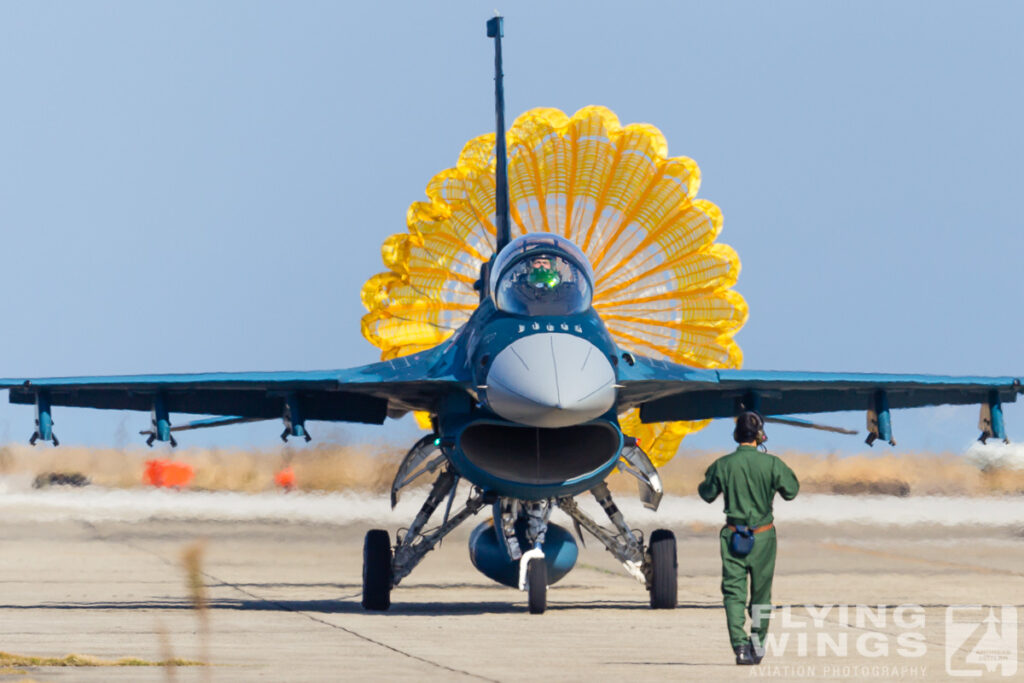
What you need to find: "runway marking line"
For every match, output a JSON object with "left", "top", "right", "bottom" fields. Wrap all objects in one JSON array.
[{"left": 81, "top": 522, "right": 498, "bottom": 682}]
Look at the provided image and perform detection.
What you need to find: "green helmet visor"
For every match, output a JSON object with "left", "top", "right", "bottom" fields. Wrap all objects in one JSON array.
[{"left": 528, "top": 266, "right": 562, "bottom": 289}]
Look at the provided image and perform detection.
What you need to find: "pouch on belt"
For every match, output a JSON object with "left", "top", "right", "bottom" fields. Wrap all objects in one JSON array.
[{"left": 728, "top": 525, "right": 755, "bottom": 556}]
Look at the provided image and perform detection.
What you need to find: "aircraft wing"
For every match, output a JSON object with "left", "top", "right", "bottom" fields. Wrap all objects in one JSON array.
[
  {"left": 0, "top": 345, "right": 469, "bottom": 431},
  {"left": 617, "top": 355, "right": 1023, "bottom": 437}
]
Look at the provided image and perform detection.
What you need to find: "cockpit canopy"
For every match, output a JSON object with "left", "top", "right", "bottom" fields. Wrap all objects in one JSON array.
[{"left": 490, "top": 234, "right": 594, "bottom": 316}]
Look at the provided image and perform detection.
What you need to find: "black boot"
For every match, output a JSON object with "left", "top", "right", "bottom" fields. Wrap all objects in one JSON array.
[
  {"left": 749, "top": 634, "right": 765, "bottom": 663},
  {"left": 734, "top": 644, "right": 755, "bottom": 665}
]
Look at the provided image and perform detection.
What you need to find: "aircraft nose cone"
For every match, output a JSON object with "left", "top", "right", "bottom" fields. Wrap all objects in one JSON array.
[{"left": 485, "top": 333, "right": 616, "bottom": 427}]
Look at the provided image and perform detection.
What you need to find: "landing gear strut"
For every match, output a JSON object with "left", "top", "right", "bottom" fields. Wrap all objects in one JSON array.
[{"left": 501, "top": 499, "right": 553, "bottom": 615}]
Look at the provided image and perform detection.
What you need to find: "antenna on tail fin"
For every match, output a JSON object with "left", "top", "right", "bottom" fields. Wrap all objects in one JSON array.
[{"left": 487, "top": 15, "right": 511, "bottom": 255}]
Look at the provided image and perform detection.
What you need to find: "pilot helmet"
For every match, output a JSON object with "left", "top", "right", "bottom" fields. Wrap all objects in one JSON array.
[{"left": 527, "top": 255, "right": 561, "bottom": 289}]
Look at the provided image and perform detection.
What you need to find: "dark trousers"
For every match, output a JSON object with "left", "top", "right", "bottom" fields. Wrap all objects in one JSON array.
[{"left": 718, "top": 526, "right": 777, "bottom": 648}]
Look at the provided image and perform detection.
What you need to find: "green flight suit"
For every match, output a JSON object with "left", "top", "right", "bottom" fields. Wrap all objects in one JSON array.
[{"left": 698, "top": 445, "right": 800, "bottom": 649}]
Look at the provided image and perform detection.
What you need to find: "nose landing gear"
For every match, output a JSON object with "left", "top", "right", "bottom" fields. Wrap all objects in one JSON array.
[{"left": 525, "top": 555, "right": 547, "bottom": 614}]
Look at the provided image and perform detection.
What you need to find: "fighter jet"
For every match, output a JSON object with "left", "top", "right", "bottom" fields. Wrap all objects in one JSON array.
[{"left": 2, "top": 17, "right": 1021, "bottom": 614}]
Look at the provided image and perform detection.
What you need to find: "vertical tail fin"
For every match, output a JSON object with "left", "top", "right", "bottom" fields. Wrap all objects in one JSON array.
[{"left": 486, "top": 15, "right": 511, "bottom": 256}]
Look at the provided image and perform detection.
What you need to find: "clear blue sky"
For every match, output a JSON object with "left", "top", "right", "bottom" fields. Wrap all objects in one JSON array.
[{"left": 1, "top": 2, "right": 1021, "bottom": 455}]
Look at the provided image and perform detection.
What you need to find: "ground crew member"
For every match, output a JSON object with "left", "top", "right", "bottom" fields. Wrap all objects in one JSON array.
[{"left": 698, "top": 411, "right": 799, "bottom": 665}]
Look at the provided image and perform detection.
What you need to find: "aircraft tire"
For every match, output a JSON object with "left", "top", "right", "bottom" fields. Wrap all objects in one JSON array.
[
  {"left": 526, "top": 557, "right": 547, "bottom": 614},
  {"left": 362, "top": 529, "right": 393, "bottom": 611},
  {"left": 648, "top": 528, "right": 677, "bottom": 609}
]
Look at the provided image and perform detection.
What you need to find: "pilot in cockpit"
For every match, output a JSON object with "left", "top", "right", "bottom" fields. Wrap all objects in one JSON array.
[
  {"left": 495, "top": 245, "right": 593, "bottom": 317},
  {"left": 491, "top": 234, "right": 594, "bottom": 317},
  {"left": 524, "top": 256, "right": 561, "bottom": 290},
  {"left": 509, "top": 254, "right": 572, "bottom": 315}
]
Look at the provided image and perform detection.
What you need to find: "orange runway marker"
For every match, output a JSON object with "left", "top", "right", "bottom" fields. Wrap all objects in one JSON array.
[
  {"left": 275, "top": 466, "right": 296, "bottom": 491},
  {"left": 143, "top": 459, "right": 194, "bottom": 488}
]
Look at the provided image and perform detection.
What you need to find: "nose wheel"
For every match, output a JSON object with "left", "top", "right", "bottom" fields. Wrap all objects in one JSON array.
[
  {"left": 362, "top": 529, "right": 393, "bottom": 611},
  {"left": 526, "top": 557, "right": 547, "bottom": 614}
]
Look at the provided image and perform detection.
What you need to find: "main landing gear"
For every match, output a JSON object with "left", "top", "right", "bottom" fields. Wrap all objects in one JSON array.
[
  {"left": 362, "top": 438, "right": 677, "bottom": 613},
  {"left": 362, "top": 465, "right": 488, "bottom": 611},
  {"left": 647, "top": 528, "right": 678, "bottom": 609},
  {"left": 361, "top": 529, "right": 393, "bottom": 611},
  {"left": 557, "top": 483, "right": 678, "bottom": 610}
]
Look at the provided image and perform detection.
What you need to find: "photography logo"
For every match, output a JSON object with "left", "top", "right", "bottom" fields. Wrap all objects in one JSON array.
[{"left": 946, "top": 606, "right": 1017, "bottom": 677}]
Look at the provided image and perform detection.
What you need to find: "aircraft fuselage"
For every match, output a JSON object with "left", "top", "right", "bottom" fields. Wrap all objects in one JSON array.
[{"left": 436, "top": 299, "right": 626, "bottom": 500}]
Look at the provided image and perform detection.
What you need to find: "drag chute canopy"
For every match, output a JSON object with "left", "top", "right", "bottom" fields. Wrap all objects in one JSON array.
[{"left": 490, "top": 234, "right": 594, "bottom": 316}]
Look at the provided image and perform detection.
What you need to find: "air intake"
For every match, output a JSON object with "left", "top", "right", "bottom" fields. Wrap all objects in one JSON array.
[{"left": 459, "top": 421, "right": 620, "bottom": 485}]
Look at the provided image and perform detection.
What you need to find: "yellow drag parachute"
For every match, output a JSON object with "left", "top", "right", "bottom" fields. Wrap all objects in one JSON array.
[{"left": 360, "top": 106, "right": 748, "bottom": 466}]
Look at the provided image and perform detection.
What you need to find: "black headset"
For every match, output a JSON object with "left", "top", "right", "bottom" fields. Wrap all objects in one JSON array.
[{"left": 734, "top": 411, "right": 767, "bottom": 447}]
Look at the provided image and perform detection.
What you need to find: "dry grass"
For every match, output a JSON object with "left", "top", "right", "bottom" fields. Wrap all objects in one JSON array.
[
  {"left": 3, "top": 442, "right": 1024, "bottom": 497},
  {"left": 0, "top": 651, "right": 202, "bottom": 667},
  {"left": 155, "top": 619, "right": 178, "bottom": 683},
  {"left": 181, "top": 540, "right": 212, "bottom": 680},
  {"left": 181, "top": 541, "right": 208, "bottom": 614},
  {"left": 0, "top": 442, "right": 402, "bottom": 493}
]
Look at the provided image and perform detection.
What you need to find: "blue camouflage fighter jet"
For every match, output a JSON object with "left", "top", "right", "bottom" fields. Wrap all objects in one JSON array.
[{"left": 2, "top": 17, "right": 1021, "bottom": 614}]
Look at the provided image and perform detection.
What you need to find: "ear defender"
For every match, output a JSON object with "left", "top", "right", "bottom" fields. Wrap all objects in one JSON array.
[{"left": 753, "top": 412, "right": 767, "bottom": 445}]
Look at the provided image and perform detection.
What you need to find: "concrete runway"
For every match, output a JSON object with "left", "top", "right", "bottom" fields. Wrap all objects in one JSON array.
[{"left": 0, "top": 492, "right": 1022, "bottom": 681}]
